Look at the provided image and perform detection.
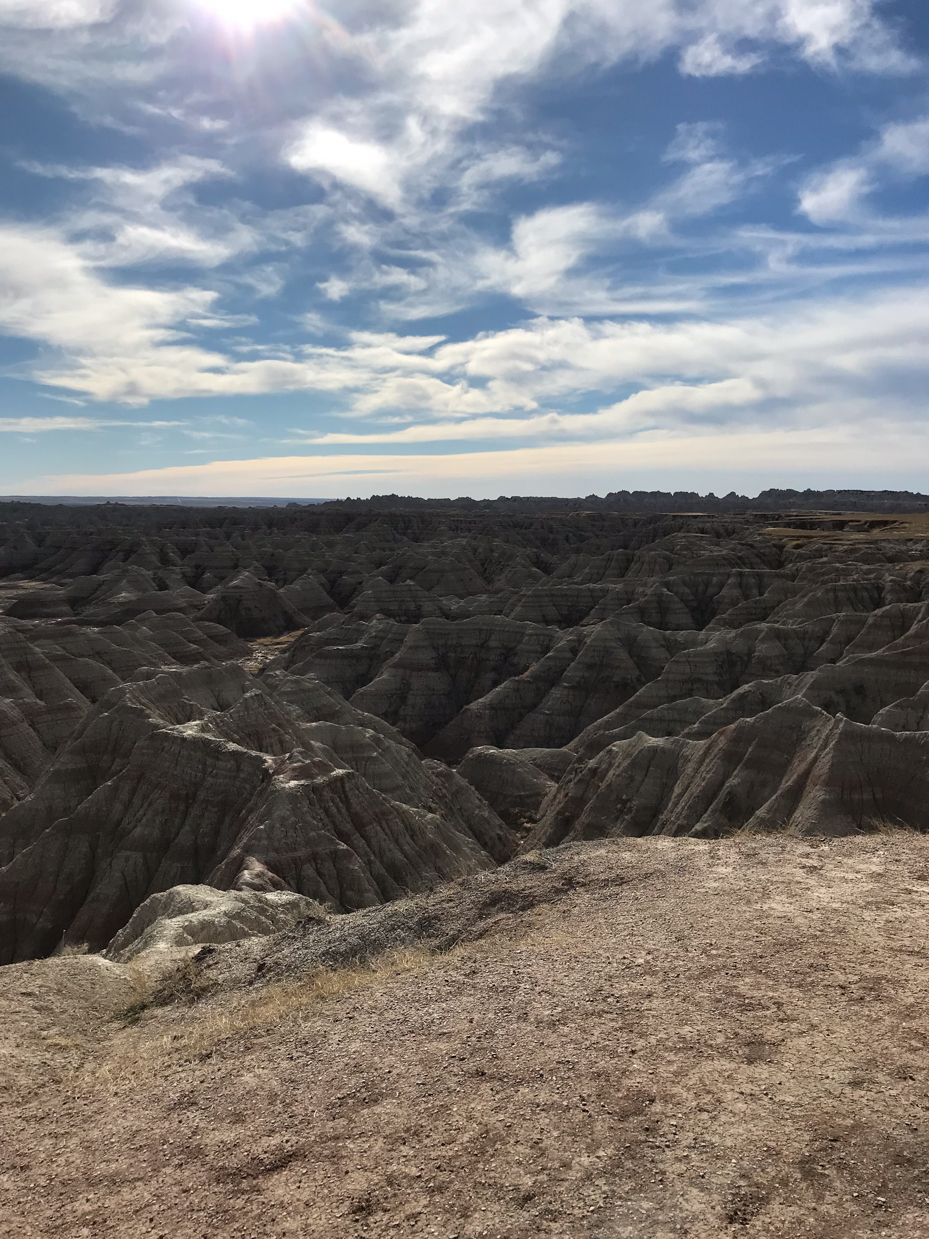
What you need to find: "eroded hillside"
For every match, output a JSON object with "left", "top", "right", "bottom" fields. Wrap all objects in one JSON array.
[{"left": 2, "top": 502, "right": 929, "bottom": 960}]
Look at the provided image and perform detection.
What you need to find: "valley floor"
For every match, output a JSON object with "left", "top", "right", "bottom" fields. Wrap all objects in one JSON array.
[{"left": 3, "top": 835, "right": 929, "bottom": 1239}]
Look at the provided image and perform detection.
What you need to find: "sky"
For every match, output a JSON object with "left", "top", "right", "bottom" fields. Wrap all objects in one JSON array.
[{"left": 0, "top": 0, "right": 928, "bottom": 498}]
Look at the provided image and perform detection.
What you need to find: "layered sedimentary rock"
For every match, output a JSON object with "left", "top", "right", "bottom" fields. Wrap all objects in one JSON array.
[
  {"left": 456, "top": 746, "right": 556, "bottom": 827},
  {"left": 0, "top": 615, "right": 248, "bottom": 814},
  {"left": 104, "top": 885, "right": 324, "bottom": 962},
  {"left": 199, "top": 570, "right": 309, "bottom": 638},
  {"left": 0, "top": 661, "right": 514, "bottom": 962},
  {"left": 4, "top": 497, "right": 929, "bottom": 964},
  {"left": 526, "top": 698, "right": 929, "bottom": 847}
]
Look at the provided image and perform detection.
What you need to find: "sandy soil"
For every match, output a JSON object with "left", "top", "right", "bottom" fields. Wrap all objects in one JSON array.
[{"left": 3, "top": 835, "right": 929, "bottom": 1238}]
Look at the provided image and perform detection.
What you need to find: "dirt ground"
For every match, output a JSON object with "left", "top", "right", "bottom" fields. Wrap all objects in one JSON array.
[{"left": 3, "top": 835, "right": 929, "bottom": 1239}]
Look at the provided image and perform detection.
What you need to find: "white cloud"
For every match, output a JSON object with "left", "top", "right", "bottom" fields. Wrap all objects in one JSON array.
[
  {"left": 381, "top": 0, "right": 911, "bottom": 124},
  {"left": 458, "top": 148, "right": 562, "bottom": 200},
  {"left": 664, "top": 121, "right": 725, "bottom": 166},
  {"left": 658, "top": 121, "right": 769, "bottom": 218},
  {"left": 0, "top": 0, "right": 117, "bottom": 29},
  {"left": 0, "top": 224, "right": 213, "bottom": 354},
  {"left": 476, "top": 203, "right": 607, "bottom": 300},
  {"left": 798, "top": 113, "right": 929, "bottom": 227},
  {"left": 876, "top": 118, "right": 929, "bottom": 175},
  {"left": 382, "top": 0, "right": 573, "bottom": 123},
  {"left": 287, "top": 127, "right": 404, "bottom": 209},
  {"left": 0, "top": 416, "right": 182, "bottom": 431},
  {"left": 0, "top": 223, "right": 237, "bottom": 403},
  {"left": 657, "top": 159, "right": 753, "bottom": 219},
  {"left": 312, "top": 118, "right": 781, "bottom": 323},
  {"left": 679, "top": 34, "right": 762, "bottom": 77},
  {"left": 0, "top": 416, "right": 109, "bottom": 432},
  {"left": 798, "top": 164, "right": 873, "bottom": 224},
  {"left": 26, "top": 156, "right": 253, "bottom": 269},
  {"left": 318, "top": 276, "right": 351, "bottom": 302},
  {"left": 0, "top": 0, "right": 910, "bottom": 355},
  {"left": 20, "top": 419, "right": 929, "bottom": 499},
  {"left": 290, "top": 378, "right": 761, "bottom": 444},
  {"left": 283, "top": 285, "right": 929, "bottom": 436},
  {"left": 282, "top": 0, "right": 911, "bottom": 218},
  {"left": 0, "top": 2, "right": 183, "bottom": 98},
  {"left": 0, "top": 0, "right": 922, "bottom": 445},
  {"left": 5, "top": 202, "right": 927, "bottom": 431},
  {"left": 774, "top": 0, "right": 910, "bottom": 72},
  {"left": 0, "top": 0, "right": 913, "bottom": 150}
]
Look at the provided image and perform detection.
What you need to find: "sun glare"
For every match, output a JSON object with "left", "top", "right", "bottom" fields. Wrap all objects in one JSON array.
[{"left": 197, "top": 0, "right": 300, "bottom": 29}]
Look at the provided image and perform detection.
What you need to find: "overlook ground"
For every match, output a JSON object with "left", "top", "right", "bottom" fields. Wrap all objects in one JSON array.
[{"left": 3, "top": 834, "right": 929, "bottom": 1239}]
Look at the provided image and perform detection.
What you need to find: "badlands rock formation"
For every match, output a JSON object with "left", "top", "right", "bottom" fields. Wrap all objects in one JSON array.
[
  {"left": 104, "top": 884, "right": 325, "bottom": 962},
  {"left": 2, "top": 496, "right": 929, "bottom": 962}
]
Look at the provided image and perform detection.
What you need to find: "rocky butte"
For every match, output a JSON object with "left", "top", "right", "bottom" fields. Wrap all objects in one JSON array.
[{"left": 2, "top": 492, "right": 929, "bottom": 1237}]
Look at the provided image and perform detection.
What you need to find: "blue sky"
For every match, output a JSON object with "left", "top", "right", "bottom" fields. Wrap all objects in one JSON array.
[{"left": 0, "top": 0, "right": 928, "bottom": 498}]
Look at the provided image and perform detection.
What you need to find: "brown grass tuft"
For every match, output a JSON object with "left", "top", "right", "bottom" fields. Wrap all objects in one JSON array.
[
  {"left": 97, "top": 946, "right": 436, "bottom": 1080},
  {"left": 179, "top": 946, "right": 432, "bottom": 1056},
  {"left": 863, "top": 817, "right": 914, "bottom": 836},
  {"left": 724, "top": 821, "right": 804, "bottom": 841},
  {"left": 115, "top": 955, "right": 213, "bottom": 1024},
  {"left": 55, "top": 941, "right": 91, "bottom": 957}
]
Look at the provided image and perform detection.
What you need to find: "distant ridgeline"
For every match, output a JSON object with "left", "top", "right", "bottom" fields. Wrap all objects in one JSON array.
[
  {"left": 0, "top": 489, "right": 928, "bottom": 522},
  {"left": 319, "top": 489, "right": 929, "bottom": 514}
]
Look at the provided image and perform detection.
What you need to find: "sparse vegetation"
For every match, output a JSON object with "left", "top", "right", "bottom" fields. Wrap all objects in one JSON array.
[
  {"left": 99, "top": 946, "right": 437, "bottom": 1078},
  {"left": 116, "top": 955, "right": 213, "bottom": 1024},
  {"left": 863, "top": 817, "right": 914, "bottom": 835},
  {"left": 8, "top": 836, "right": 929, "bottom": 1238},
  {"left": 178, "top": 946, "right": 433, "bottom": 1055}
]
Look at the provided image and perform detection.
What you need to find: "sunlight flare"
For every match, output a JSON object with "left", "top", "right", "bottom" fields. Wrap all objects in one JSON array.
[{"left": 195, "top": 0, "right": 300, "bottom": 30}]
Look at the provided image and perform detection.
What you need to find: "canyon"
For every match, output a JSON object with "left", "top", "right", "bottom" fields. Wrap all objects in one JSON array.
[
  {"left": 4, "top": 494, "right": 929, "bottom": 1237},
  {"left": 2, "top": 498, "right": 929, "bottom": 962}
]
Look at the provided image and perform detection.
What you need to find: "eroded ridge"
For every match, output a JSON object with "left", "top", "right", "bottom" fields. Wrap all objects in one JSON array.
[{"left": 2, "top": 498, "right": 929, "bottom": 961}]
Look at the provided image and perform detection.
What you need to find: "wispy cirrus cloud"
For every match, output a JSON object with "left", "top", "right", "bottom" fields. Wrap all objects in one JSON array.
[
  {"left": 5, "top": 202, "right": 929, "bottom": 457},
  {"left": 283, "top": 0, "right": 914, "bottom": 215},
  {"left": 317, "top": 122, "right": 778, "bottom": 323},
  {"left": 21, "top": 419, "right": 929, "bottom": 500},
  {"left": 0, "top": 0, "right": 119, "bottom": 29},
  {"left": 23, "top": 156, "right": 254, "bottom": 269},
  {"left": 0, "top": 0, "right": 926, "bottom": 493},
  {"left": 0, "top": 415, "right": 183, "bottom": 431},
  {"left": 799, "top": 114, "right": 929, "bottom": 226}
]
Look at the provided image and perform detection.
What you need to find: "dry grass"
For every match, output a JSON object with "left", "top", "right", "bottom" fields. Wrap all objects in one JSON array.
[
  {"left": 55, "top": 941, "right": 90, "bottom": 957},
  {"left": 726, "top": 820, "right": 921, "bottom": 843},
  {"left": 178, "top": 946, "right": 433, "bottom": 1054},
  {"left": 863, "top": 817, "right": 915, "bottom": 836},
  {"left": 715, "top": 821, "right": 804, "bottom": 841},
  {"left": 98, "top": 946, "right": 437, "bottom": 1080},
  {"left": 19, "top": 836, "right": 929, "bottom": 1239},
  {"left": 114, "top": 954, "right": 213, "bottom": 1024}
]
